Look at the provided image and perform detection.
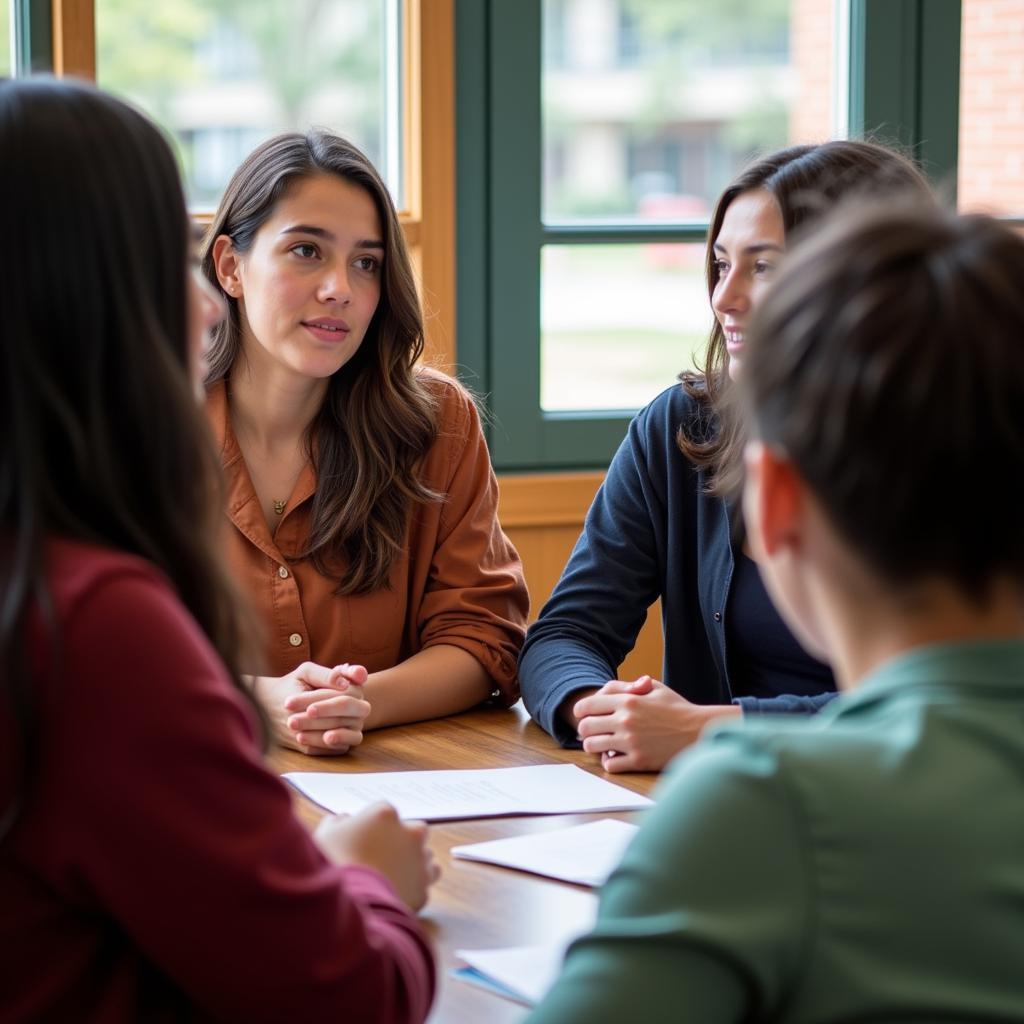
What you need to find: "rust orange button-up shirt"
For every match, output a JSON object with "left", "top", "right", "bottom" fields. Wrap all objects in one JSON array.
[{"left": 206, "top": 369, "right": 528, "bottom": 704}]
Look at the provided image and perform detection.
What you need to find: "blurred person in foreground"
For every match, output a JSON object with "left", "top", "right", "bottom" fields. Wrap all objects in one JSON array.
[
  {"left": 528, "top": 200, "right": 1024, "bottom": 1021},
  {"left": 0, "top": 77, "right": 437, "bottom": 1023}
]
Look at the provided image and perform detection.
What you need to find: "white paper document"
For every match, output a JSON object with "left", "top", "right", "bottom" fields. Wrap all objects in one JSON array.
[
  {"left": 283, "top": 763, "right": 653, "bottom": 821},
  {"left": 453, "top": 934, "right": 583, "bottom": 1007},
  {"left": 452, "top": 818, "right": 640, "bottom": 886}
]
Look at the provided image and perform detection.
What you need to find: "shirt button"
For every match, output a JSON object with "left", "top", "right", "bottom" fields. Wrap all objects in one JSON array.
[
  {"left": 713, "top": 612, "right": 722, "bottom": 622},
  {"left": 288, "top": 633, "right": 303, "bottom": 647},
  {"left": 278, "top": 565, "right": 289, "bottom": 579}
]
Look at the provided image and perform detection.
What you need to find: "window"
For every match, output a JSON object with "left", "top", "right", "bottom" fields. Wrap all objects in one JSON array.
[
  {"left": 459, "top": 0, "right": 962, "bottom": 470},
  {"left": 461, "top": 0, "right": 852, "bottom": 469},
  {"left": 540, "top": 0, "right": 832, "bottom": 415}
]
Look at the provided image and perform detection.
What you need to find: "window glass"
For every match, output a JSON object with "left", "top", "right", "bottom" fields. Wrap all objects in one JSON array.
[
  {"left": 543, "top": 0, "right": 835, "bottom": 222},
  {"left": 958, "top": 0, "right": 1024, "bottom": 216},
  {"left": 541, "top": 243, "right": 707, "bottom": 411},
  {"left": 1, "top": 0, "right": 11, "bottom": 76},
  {"left": 96, "top": 0, "right": 401, "bottom": 209}
]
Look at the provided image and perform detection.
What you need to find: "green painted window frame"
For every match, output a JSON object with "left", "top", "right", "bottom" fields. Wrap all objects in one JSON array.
[
  {"left": 13, "top": 0, "right": 53, "bottom": 73},
  {"left": 457, "top": 0, "right": 961, "bottom": 471}
]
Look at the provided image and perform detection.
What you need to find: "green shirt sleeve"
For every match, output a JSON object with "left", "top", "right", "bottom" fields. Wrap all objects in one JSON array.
[{"left": 526, "top": 731, "right": 811, "bottom": 1023}]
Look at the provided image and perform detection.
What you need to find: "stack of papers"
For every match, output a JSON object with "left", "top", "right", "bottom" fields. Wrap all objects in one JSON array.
[
  {"left": 452, "top": 818, "right": 639, "bottom": 887},
  {"left": 283, "top": 764, "right": 653, "bottom": 821}
]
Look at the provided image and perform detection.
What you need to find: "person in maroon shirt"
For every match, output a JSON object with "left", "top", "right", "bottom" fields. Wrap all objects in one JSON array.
[{"left": 0, "top": 78, "right": 437, "bottom": 1022}]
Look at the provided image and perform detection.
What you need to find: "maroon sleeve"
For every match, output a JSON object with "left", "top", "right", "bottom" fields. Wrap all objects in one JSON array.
[{"left": 37, "top": 566, "right": 435, "bottom": 1023}]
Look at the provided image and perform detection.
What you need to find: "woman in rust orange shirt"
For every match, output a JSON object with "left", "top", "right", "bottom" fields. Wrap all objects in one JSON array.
[{"left": 202, "top": 132, "right": 528, "bottom": 755}]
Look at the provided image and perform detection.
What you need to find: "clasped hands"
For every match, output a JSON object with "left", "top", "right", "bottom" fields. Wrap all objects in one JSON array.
[
  {"left": 255, "top": 661, "right": 371, "bottom": 755},
  {"left": 257, "top": 667, "right": 439, "bottom": 909},
  {"left": 574, "top": 675, "right": 740, "bottom": 773}
]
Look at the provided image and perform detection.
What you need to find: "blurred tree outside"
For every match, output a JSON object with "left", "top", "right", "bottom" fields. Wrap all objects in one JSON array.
[
  {"left": 205, "top": 0, "right": 380, "bottom": 130},
  {"left": 96, "top": 0, "right": 383, "bottom": 204}
]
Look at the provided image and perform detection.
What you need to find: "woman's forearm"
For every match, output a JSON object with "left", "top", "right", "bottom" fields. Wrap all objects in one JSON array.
[{"left": 362, "top": 644, "right": 493, "bottom": 730}]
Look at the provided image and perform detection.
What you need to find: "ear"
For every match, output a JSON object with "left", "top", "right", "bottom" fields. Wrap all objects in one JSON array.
[
  {"left": 743, "top": 440, "right": 804, "bottom": 560},
  {"left": 211, "top": 235, "right": 243, "bottom": 298}
]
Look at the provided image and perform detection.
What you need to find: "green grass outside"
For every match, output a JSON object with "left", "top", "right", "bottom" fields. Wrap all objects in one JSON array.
[{"left": 542, "top": 328, "right": 708, "bottom": 411}]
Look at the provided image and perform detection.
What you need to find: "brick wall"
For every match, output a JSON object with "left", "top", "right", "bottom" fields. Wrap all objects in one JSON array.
[
  {"left": 789, "top": 0, "right": 836, "bottom": 144},
  {"left": 959, "top": 0, "right": 1024, "bottom": 214},
  {"left": 788, "top": 0, "right": 1023, "bottom": 215}
]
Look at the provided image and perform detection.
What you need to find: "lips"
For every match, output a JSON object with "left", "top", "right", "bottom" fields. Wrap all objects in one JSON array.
[
  {"left": 302, "top": 318, "right": 351, "bottom": 343},
  {"left": 724, "top": 328, "right": 744, "bottom": 354}
]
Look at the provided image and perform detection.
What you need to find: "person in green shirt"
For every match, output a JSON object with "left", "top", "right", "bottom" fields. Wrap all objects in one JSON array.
[{"left": 527, "top": 200, "right": 1024, "bottom": 1022}]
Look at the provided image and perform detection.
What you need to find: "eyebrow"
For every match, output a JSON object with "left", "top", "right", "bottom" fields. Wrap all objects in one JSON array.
[
  {"left": 280, "top": 224, "right": 385, "bottom": 249},
  {"left": 712, "top": 241, "right": 784, "bottom": 255}
]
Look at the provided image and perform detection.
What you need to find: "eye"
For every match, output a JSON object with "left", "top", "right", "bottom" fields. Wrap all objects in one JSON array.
[
  {"left": 712, "top": 258, "right": 730, "bottom": 278},
  {"left": 753, "top": 260, "right": 775, "bottom": 277},
  {"left": 354, "top": 254, "right": 381, "bottom": 273},
  {"left": 290, "top": 242, "right": 319, "bottom": 260}
]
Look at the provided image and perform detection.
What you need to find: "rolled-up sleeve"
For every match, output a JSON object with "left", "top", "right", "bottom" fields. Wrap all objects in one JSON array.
[{"left": 416, "top": 382, "right": 528, "bottom": 705}]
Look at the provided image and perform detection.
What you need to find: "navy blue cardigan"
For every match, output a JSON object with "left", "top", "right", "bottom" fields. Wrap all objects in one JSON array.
[{"left": 519, "top": 382, "right": 837, "bottom": 746}]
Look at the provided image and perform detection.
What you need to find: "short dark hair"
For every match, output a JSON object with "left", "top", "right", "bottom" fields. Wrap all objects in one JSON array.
[{"left": 740, "top": 202, "right": 1024, "bottom": 599}]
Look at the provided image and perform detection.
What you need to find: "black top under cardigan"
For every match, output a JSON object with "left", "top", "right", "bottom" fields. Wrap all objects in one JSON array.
[{"left": 519, "top": 381, "right": 837, "bottom": 746}]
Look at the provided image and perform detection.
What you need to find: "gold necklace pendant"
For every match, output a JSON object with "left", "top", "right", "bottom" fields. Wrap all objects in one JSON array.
[{"left": 272, "top": 499, "right": 286, "bottom": 516}]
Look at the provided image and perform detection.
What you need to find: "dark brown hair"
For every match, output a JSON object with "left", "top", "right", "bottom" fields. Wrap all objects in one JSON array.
[
  {"left": 201, "top": 131, "right": 439, "bottom": 595},
  {"left": 679, "top": 140, "right": 934, "bottom": 503},
  {"left": 0, "top": 78, "right": 262, "bottom": 841},
  {"left": 741, "top": 202, "right": 1024, "bottom": 598}
]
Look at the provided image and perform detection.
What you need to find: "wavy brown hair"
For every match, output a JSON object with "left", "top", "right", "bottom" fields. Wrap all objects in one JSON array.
[
  {"left": 0, "top": 78, "right": 262, "bottom": 842},
  {"left": 679, "top": 140, "right": 934, "bottom": 504},
  {"left": 201, "top": 131, "right": 439, "bottom": 595}
]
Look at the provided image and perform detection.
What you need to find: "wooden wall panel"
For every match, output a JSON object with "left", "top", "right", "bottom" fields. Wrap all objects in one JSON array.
[
  {"left": 499, "top": 473, "right": 665, "bottom": 683},
  {"left": 408, "top": 0, "right": 457, "bottom": 371}
]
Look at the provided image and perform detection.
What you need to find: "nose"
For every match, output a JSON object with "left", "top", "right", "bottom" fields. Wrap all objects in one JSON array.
[
  {"left": 712, "top": 266, "right": 750, "bottom": 319},
  {"left": 317, "top": 263, "right": 352, "bottom": 305}
]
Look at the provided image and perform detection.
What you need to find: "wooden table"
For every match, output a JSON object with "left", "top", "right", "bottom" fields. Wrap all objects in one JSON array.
[{"left": 270, "top": 702, "right": 658, "bottom": 1024}]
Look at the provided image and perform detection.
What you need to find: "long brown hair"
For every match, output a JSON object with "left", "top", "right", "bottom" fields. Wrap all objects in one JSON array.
[
  {"left": 201, "top": 131, "right": 439, "bottom": 595},
  {"left": 0, "top": 79, "right": 262, "bottom": 841},
  {"left": 679, "top": 140, "right": 934, "bottom": 503},
  {"left": 741, "top": 202, "right": 1024, "bottom": 598}
]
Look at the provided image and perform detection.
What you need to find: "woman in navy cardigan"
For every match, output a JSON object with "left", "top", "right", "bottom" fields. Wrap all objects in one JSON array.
[{"left": 520, "top": 140, "right": 933, "bottom": 772}]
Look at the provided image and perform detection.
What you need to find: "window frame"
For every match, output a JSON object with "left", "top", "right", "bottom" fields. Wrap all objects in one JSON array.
[{"left": 458, "top": 0, "right": 962, "bottom": 471}]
